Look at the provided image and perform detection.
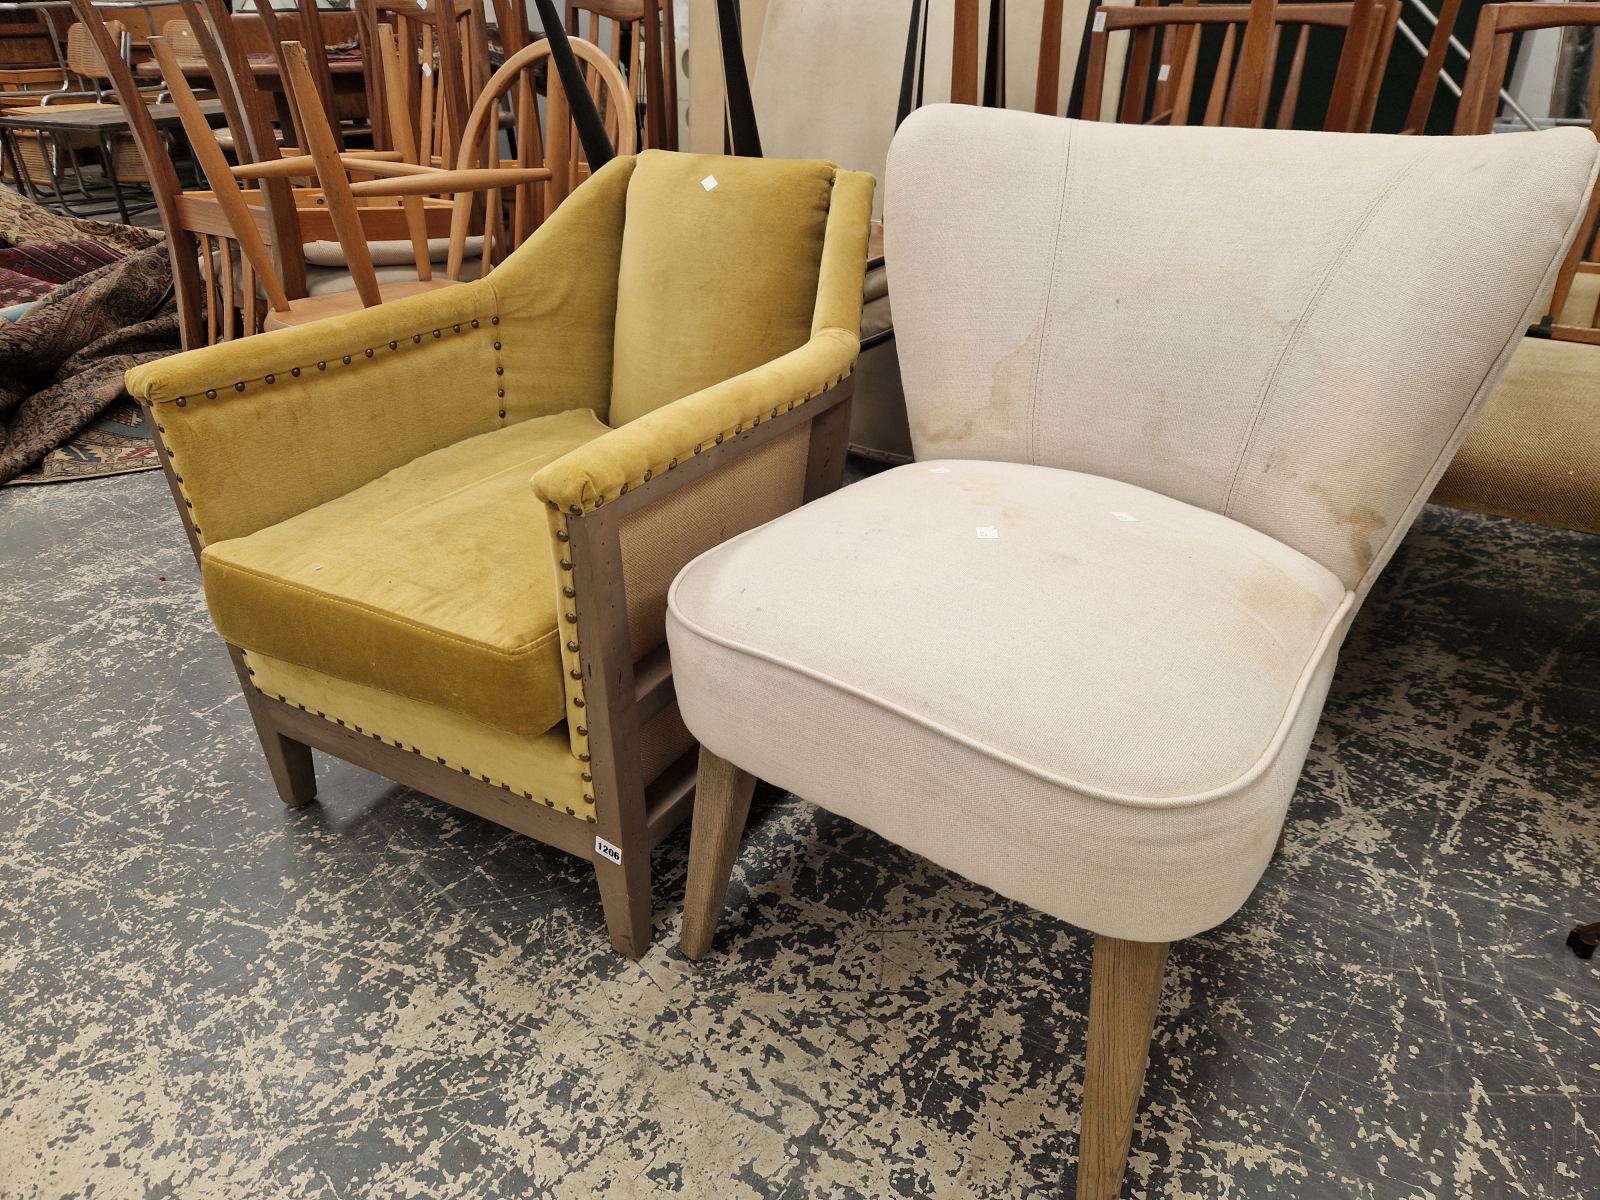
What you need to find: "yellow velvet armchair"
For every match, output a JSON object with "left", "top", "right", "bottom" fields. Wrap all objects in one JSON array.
[{"left": 125, "top": 151, "right": 874, "bottom": 958}]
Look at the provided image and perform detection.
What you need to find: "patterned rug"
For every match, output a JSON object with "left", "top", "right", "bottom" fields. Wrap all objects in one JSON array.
[
  {"left": 1, "top": 471, "right": 1596, "bottom": 1200},
  {"left": 2, "top": 396, "right": 158, "bottom": 485}
]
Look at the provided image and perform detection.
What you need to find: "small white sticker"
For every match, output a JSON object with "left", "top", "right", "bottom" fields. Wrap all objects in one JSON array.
[
  {"left": 595, "top": 836, "right": 622, "bottom": 866},
  {"left": 1112, "top": 511, "right": 1138, "bottom": 522},
  {"left": 1093, "top": 11, "right": 1106, "bottom": 32},
  {"left": 701, "top": 174, "right": 718, "bottom": 191},
  {"left": 930, "top": 467, "right": 951, "bottom": 474},
  {"left": 976, "top": 526, "right": 999, "bottom": 539},
  {"left": 421, "top": 62, "right": 433, "bottom": 77},
  {"left": 1158, "top": 64, "right": 1171, "bottom": 82}
]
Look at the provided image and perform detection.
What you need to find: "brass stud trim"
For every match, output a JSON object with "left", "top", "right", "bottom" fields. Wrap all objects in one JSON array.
[
  {"left": 715, "top": 433, "right": 724, "bottom": 444},
  {"left": 573, "top": 698, "right": 585, "bottom": 708},
  {"left": 576, "top": 726, "right": 588, "bottom": 736},
  {"left": 498, "top": 410, "right": 506, "bottom": 418},
  {"left": 453, "top": 324, "right": 460, "bottom": 333},
  {"left": 234, "top": 382, "right": 245, "bottom": 392},
  {"left": 365, "top": 348, "right": 374, "bottom": 357},
  {"left": 493, "top": 342, "right": 502, "bottom": 351},
  {"left": 545, "top": 798, "right": 555, "bottom": 807},
  {"left": 471, "top": 319, "right": 480, "bottom": 328},
  {"left": 566, "top": 640, "right": 579, "bottom": 651},
  {"left": 433, "top": 330, "right": 441, "bottom": 338},
  {"left": 579, "top": 754, "right": 591, "bottom": 762},
  {"left": 412, "top": 334, "right": 421, "bottom": 344},
  {"left": 491, "top": 315, "right": 500, "bottom": 325},
  {"left": 619, "top": 482, "right": 628, "bottom": 495},
  {"left": 495, "top": 366, "right": 504, "bottom": 376},
  {"left": 317, "top": 362, "right": 326, "bottom": 370},
  {"left": 176, "top": 398, "right": 188, "bottom": 407},
  {"left": 563, "top": 586, "right": 576, "bottom": 598},
  {"left": 389, "top": 341, "right": 398, "bottom": 349},
  {"left": 565, "top": 613, "right": 578, "bottom": 623},
  {"left": 291, "top": 367, "right": 301, "bottom": 377},
  {"left": 642, "top": 469, "right": 652, "bottom": 482},
  {"left": 497, "top": 389, "right": 505, "bottom": 398},
  {"left": 265, "top": 374, "right": 275, "bottom": 384},
  {"left": 581, "top": 772, "right": 592, "bottom": 782},
  {"left": 570, "top": 669, "right": 582, "bottom": 679},
  {"left": 559, "top": 559, "right": 572, "bottom": 571},
  {"left": 569, "top": 505, "right": 582, "bottom": 515},
  {"left": 556, "top": 530, "right": 569, "bottom": 542}
]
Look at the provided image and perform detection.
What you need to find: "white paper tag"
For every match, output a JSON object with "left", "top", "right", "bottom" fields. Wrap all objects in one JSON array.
[
  {"left": 930, "top": 467, "right": 952, "bottom": 474},
  {"left": 976, "top": 526, "right": 999, "bottom": 539},
  {"left": 421, "top": 63, "right": 433, "bottom": 77},
  {"left": 1093, "top": 11, "right": 1107, "bottom": 32},
  {"left": 1112, "top": 511, "right": 1138, "bottom": 522},
  {"left": 701, "top": 174, "right": 719, "bottom": 191},
  {"left": 1158, "top": 64, "right": 1171, "bottom": 82},
  {"left": 595, "top": 836, "right": 622, "bottom": 866}
]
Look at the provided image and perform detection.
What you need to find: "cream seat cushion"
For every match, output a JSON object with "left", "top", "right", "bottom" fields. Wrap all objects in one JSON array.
[
  {"left": 666, "top": 460, "right": 1354, "bottom": 941},
  {"left": 203, "top": 408, "right": 609, "bottom": 737}
]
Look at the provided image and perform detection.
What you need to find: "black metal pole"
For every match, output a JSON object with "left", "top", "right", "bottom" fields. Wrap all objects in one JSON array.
[
  {"left": 896, "top": 0, "right": 924, "bottom": 129},
  {"left": 530, "top": 0, "right": 614, "bottom": 170},
  {"left": 716, "top": 0, "right": 762, "bottom": 157}
]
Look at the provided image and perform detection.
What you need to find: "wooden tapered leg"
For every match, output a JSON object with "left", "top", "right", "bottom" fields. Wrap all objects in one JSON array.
[
  {"left": 257, "top": 724, "right": 317, "bottom": 808},
  {"left": 1077, "top": 935, "right": 1170, "bottom": 1200},
  {"left": 230, "top": 646, "right": 316, "bottom": 808},
  {"left": 594, "top": 851, "right": 654, "bottom": 961},
  {"left": 679, "top": 745, "right": 757, "bottom": 959}
]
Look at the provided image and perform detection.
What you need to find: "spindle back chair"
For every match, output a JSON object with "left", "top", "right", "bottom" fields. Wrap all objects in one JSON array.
[
  {"left": 357, "top": 0, "right": 487, "bottom": 168},
  {"left": 1081, "top": 0, "right": 1396, "bottom": 131},
  {"left": 446, "top": 35, "right": 629, "bottom": 278},
  {"left": 1453, "top": 3, "right": 1600, "bottom": 345}
]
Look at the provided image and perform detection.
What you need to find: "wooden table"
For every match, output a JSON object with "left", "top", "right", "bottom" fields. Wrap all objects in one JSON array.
[{"left": 0, "top": 97, "right": 222, "bottom": 221}]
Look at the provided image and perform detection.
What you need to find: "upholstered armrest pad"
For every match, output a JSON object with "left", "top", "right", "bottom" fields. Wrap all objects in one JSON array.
[
  {"left": 123, "top": 157, "right": 636, "bottom": 547},
  {"left": 533, "top": 167, "right": 874, "bottom": 512},
  {"left": 531, "top": 328, "right": 857, "bottom": 512}
]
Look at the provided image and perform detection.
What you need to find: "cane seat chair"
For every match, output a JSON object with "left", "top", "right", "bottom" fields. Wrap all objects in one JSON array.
[
  {"left": 669, "top": 106, "right": 1599, "bottom": 1199},
  {"left": 125, "top": 149, "right": 874, "bottom": 959}
]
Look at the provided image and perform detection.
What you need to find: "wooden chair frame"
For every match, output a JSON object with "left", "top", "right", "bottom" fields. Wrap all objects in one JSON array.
[
  {"left": 446, "top": 34, "right": 632, "bottom": 274},
  {"left": 1454, "top": 3, "right": 1600, "bottom": 345},
  {"left": 142, "top": 365, "right": 853, "bottom": 961},
  {"left": 561, "top": 1, "right": 679, "bottom": 151},
  {"left": 357, "top": 0, "right": 485, "bottom": 168},
  {"left": 1081, "top": 0, "right": 1397, "bottom": 131}
]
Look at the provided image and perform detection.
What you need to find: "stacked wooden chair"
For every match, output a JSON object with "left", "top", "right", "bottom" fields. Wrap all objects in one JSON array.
[
  {"left": 1426, "top": 2, "right": 1600, "bottom": 537},
  {"left": 1079, "top": 0, "right": 1399, "bottom": 131}
]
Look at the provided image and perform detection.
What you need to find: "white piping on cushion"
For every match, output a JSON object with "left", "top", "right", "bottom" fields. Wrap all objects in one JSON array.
[{"left": 666, "top": 516, "right": 1357, "bottom": 812}]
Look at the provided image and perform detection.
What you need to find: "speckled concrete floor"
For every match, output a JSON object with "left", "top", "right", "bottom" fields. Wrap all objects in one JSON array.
[{"left": 2, "top": 465, "right": 1598, "bottom": 1199}]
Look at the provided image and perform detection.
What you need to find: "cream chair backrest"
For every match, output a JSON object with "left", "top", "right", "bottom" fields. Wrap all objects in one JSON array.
[{"left": 885, "top": 105, "right": 1599, "bottom": 592}]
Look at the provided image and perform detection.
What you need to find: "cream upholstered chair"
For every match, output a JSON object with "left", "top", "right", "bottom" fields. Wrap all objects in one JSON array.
[
  {"left": 124, "top": 150, "right": 872, "bottom": 961},
  {"left": 668, "top": 106, "right": 1600, "bottom": 1199}
]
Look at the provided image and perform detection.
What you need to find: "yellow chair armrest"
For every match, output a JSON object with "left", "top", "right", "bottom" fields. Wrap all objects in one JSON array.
[
  {"left": 125, "top": 156, "right": 637, "bottom": 548},
  {"left": 532, "top": 327, "right": 858, "bottom": 514}
]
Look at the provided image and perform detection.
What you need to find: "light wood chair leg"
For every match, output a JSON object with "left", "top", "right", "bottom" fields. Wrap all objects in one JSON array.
[
  {"left": 1077, "top": 935, "right": 1170, "bottom": 1200},
  {"left": 679, "top": 745, "right": 757, "bottom": 959}
]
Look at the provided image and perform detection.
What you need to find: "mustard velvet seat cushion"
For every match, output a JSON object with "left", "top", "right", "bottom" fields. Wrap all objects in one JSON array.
[
  {"left": 608, "top": 151, "right": 837, "bottom": 426},
  {"left": 202, "top": 409, "right": 610, "bottom": 736}
]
